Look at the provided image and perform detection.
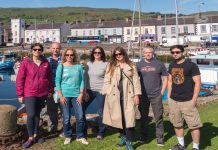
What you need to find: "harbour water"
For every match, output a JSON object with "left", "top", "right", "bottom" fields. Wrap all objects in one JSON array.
[{"left": 0, "top": 69, "right": 19, "bottom": 107}]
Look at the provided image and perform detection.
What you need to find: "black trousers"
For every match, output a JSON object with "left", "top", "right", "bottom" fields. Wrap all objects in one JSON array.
[
  {"left": 138, "top": 94, "right": 164, "bottom": 140},
  {"left": 24, "top": 96, "right": 46, "bottom": 137},
  {"left": 119, "top": 99, "right": 134, "bottom": 142}
]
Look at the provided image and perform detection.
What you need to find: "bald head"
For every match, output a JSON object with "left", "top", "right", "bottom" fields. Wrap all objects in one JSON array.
[{"left": 51, "top": 42, "right": 61, "bottom": 57}]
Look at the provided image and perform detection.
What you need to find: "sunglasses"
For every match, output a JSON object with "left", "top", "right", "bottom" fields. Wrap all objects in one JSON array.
[
  {"left": 33, "top": 48, "right": 42, "bottom": 52},
  {"left": 65, "top": 54, "right": 74, "bottom": 57},
  {"left": 115, "top": 53, "right": 123, "bottom": 57},
  {"left": 94, "top": 52, "right": 102, "bottom": 55},
  {"left": 171, "top": 51, "right": 182, "bottom": 54}
]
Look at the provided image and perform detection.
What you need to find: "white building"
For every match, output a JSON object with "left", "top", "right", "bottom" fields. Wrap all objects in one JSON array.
[
  {"left": 157, "top": 17, "right": 196, "bottom": 43},
  {"left": 71, "top": 20, "right": 125, "bottom": 43},
  {"left": 0, "top": 23, "right": 2, "bottom": 45},
  {"left": 196, "top": 16, "right": 218, "bottom": 42},
  {"left": 25, "top": 23, "right": 71, "bottom": 44},
  {"left": 11, "top": 18, "right": 25, "bottom": 44}
]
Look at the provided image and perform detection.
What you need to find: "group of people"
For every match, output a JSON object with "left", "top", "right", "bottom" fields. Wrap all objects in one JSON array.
[{"left": 16, "top": 42, "right": 202, "bottom": 150}]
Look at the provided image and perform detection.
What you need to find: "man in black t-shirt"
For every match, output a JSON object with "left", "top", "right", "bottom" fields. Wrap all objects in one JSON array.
[{"left": 168, "top": 45, "right": 202, "bottom": 150}]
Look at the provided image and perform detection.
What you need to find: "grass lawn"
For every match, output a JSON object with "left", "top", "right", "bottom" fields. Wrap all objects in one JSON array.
[{"left": 54, "top": 101, "right": 218, "bottom": 150}]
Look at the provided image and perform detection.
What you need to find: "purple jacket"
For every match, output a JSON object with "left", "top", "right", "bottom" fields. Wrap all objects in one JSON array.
[{"left": 16, "top": 56, "right": 53, "bottom": 98}]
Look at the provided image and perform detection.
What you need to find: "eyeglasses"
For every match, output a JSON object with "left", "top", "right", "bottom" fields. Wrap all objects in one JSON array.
[
  {"left": 171, "top": 51, "right": 182, "bottom": 55},
  {"left": 33, "top": 48, "right": 42, "bottom": 52},
  {"left": 115, "top": 53, "right": 123, "bottom": 57},
  {"left": 65, "top": 54, "right": 74, "bottom": 57},
  {"left": 94, "top": 52, "right": 102, "bottom": 55}
]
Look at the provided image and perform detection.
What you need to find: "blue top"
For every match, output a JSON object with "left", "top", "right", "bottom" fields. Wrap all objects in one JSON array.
[{"left": 55, "top": 64, "right": 84, "bottom": 97}]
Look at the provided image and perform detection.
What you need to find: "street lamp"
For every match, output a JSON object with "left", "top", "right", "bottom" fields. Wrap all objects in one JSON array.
[{"left": 198, "top": 2, "right": 205, "bottom": 18}]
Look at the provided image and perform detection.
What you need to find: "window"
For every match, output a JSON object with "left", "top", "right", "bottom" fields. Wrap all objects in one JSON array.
[
  {"left": 135, "top": 37, "right": 138, "bottom": 41},
  {"left": 171, "top": 36, "right": 176, "bottom": 38},
  {"left": 161, "top": 27, "right": 166, "bottom": 34},
  {"left": 113, "top": 29, "right": 116, "bottom": 35},
  {"left": 212, "top": 25, "right": 218, "bottom": 32},
  {"left": 104, "top": 29, "right": 107, "bottom": 35},
  {"left": 89, "top": 30, "right": 92, "bottom": 35},
  {"left": 83, "top": 30, "right": 85, "bottom": 36},
  {"left": 52, "top": 31, "right": 55, "bottom": 35},
  {"left": 15, "top": 31, "right": 17, "bottom": 36},
  {"left": 15, "top": 25, "right": 17, "bottom": 28},
  {"left": 144, "top": 28, "right": 148, "bottom": 34},
  {"left": 75, "top": 30, "right": 78, "bottom": 36},
  {"left": 200, "top": 25, "right": 206, "bottom": 33},
  {"left": 171, "top": 27, "right": 176, "bottom": 34},
  {"left": 213, "top": 60, "right": 218, "bottom": 65},
  {"left": 98, "top": 30, "right": 101, "bottom": 35},
  {"left": 196, "top": 59, "right": 209, "bottom": 65},
  {"left": 26, "top": 38, "right": 29, "bottom": 42},
  {"left": 135, "top": 28, "right": 138, "bottom": 35},
  {"left": 127, "top": 29, "right": 130, "bottom": 35},
  {"left": 184, "top": 26, "right": 188, "bottom": 33}
]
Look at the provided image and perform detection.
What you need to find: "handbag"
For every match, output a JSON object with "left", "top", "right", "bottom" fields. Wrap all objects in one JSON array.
[{"left": 53, "top": 64, "right": 63, "bottom": 103}]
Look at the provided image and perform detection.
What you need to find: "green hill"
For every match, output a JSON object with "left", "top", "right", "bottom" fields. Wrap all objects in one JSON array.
[{"left": 0, "top": 7, "right": 163, "bottom": 25}]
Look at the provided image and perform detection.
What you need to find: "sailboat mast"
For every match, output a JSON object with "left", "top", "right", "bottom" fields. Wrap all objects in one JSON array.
[{"left": 138, "top": 0, "right": 142, "bottom": 58}]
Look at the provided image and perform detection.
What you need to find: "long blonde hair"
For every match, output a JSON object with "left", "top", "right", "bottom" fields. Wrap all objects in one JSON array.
[{"left": 61, "top": 48, "right": 78, "bottom": 63}]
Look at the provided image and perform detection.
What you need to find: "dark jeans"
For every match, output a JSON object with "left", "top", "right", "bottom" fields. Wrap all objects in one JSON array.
[
  {"left": 119, "top": 99, "right": 134, "bottom": 142},
  {"left": 60, "top": 97, "right": 85, "bottom": 138},
  {"left": 83, "top": 89, "right": 105, "bottom": 136},
  {"left": 24, "top": 96, "right": 46, "bottom": 137},
  {"left": 46, "top": 95, "right": 58, "bottom": 130},
  {"left": 139, "top": 94, "right": 164, "bottom": 141}
]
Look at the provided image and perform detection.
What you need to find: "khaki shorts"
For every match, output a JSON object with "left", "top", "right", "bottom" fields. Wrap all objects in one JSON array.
[{"left": 168, "top": 98, "right": 203, "bottom": 129}]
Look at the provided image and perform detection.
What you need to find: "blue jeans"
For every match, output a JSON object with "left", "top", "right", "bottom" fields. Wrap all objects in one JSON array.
[
  {"left": 83, "top": 90, "right": 105, "bottom": 136},
  {"left": 60, "top": 97, "right": 85, "bottom": 138}
]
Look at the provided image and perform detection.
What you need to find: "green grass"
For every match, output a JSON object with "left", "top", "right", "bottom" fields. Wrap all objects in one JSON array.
[{"left": 53, "top": 101, "right": 218, "bottom": 150}]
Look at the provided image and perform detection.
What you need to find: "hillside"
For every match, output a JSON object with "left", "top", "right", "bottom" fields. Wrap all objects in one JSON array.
[{"left": 0, "top": 7, "right": 163, "bottom": 25}]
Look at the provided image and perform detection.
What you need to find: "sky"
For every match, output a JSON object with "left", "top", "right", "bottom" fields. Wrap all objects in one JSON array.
[{"left": 0, "top": 0, "right": 217, "bottom": 14}]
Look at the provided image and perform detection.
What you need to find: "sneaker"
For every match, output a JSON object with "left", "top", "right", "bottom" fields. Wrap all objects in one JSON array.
[
  {"left": 22, "top": 139, "right": 34, "bottom": 148},
  {"left": 169, "top": 143, "right": 185, "bottom": 150},
  {"left": 157, "top": 139, "right": 164, "bottom": 146},
  {"left": 59, "top": 132, "right": 65, "bottom": 138},
  {"left": 116, "top": 136, "right": 126, "bottom": 147},
  {"left": 76, "top": 138, "right": 89, "bottom": 145},
  {"left": 138, "top": 137, "right": 146, "bottom": 144},
  {"left": 34, "top": 137, "right": 45, "bottom": 144},
  {"left": 96, "top": 135, "right": 103, "bottom": 140},
  {"left": 64, "top": 138, "right": 71, "bottom": 145}
]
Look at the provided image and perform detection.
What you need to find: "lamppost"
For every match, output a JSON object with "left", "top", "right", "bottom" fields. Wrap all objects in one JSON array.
[{"left": 198, "top": 2, "right": 205, "bottom": 18}]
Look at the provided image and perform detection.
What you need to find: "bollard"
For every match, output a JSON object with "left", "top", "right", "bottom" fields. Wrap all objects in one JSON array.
[{"left": 0, "top": 105, "right": 18, "bottom": 136}]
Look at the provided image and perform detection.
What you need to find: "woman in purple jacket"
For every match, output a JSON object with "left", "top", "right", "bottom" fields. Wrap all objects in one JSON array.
[{"left": 16, "top": 43, "right": 52, "bottom": 148}]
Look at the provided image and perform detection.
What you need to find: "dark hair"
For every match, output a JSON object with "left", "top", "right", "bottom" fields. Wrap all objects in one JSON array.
[
  {"left": 108, "top": 46, "right": 133, "bottom": 77},
  {"left": 90, "top": 46, "right": 106, "bottom": 62},
  {"left": 31, "top": 43, "right": 44, "bottom": 51},
  {"left": 170, "top": 45, "right": 184, "bottom": 52}
]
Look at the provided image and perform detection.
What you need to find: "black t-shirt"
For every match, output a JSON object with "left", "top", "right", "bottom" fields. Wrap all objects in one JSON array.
[{"left": 168, "top": 59, "right": 200, "bottom": 101}]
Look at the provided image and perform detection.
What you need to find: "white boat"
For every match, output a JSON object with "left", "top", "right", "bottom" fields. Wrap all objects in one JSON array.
[
  {"left": 190, "top": 54, "right": 218, "bottom": 88},
  {"left": 188, "top": 48, "right": 210, "bottom": 56}
]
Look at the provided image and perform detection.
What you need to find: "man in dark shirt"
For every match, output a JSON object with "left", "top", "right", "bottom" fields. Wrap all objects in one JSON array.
[
  {"left": 46, "top": 42, "right": 62, "bottom": 132},
  {"left": 168, "top": 45, "right": 202, "bottom": 150},
  {"left": 136, "top": 46, "right": 168, "bottom": 146}
]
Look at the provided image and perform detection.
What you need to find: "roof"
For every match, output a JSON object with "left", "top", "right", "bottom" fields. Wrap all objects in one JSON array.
[
  {"left": 71, "top": 19, "right": 161, "bottom": 29},
  {"left": 26, "top": 23, "right": 63, "bottom": 30},
  {"left": 71, "top": 15, "right": 218, "bottom": 29}
]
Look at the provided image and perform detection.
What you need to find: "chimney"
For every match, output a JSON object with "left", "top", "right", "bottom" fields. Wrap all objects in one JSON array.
[
  {"left": 157, "top": 15, "right": 162, "bottom": 20},
  {"left": 126, "top": 18, "right": 129, "bottom": 22},
  {"left": 99, "top": 18, "right": 102, "bottom": 24}
]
